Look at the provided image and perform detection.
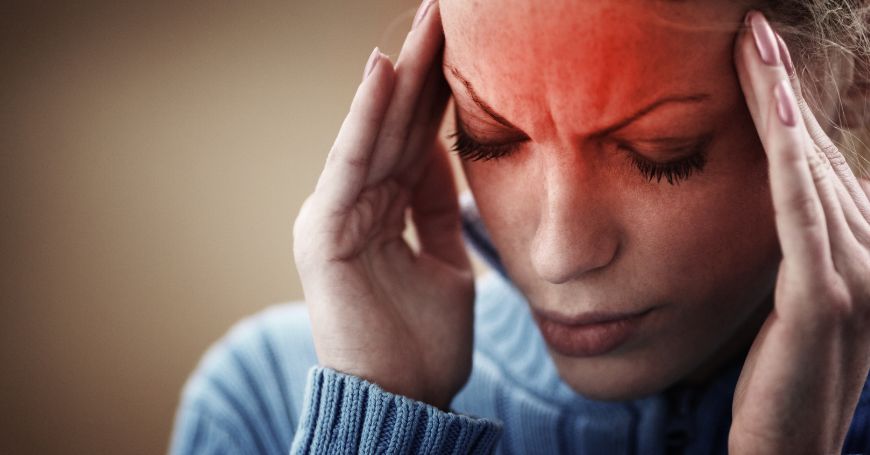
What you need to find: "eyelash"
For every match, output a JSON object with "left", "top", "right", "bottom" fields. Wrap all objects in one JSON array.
[
  {"left": 621, "top": 143, "right": 708, "bottom": 185},
  {"left": 448, "top": 127, "right": 710, "bottom": 185},
  {"left": 447, "top": 128, "right": 519, "bottom": 162}
]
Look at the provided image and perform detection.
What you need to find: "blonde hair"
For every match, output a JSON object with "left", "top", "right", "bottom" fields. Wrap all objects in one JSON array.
[{"left": 762, "top": 0, "right": 870, "bottom": 178}]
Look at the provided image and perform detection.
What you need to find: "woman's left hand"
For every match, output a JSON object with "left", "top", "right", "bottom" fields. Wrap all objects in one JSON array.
[{"left": 731, "top": 10, "right": 870, "bottom": 454}]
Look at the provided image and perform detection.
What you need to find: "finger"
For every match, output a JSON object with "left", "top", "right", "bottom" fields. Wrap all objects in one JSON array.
[
  {"left": 410, "top": 142, "right": 469, "bottom": 270},
  {"left": 314, "top": 50, "right": 396, "bottom": 216},
  {"left": 739, "top": 12, "right": 859, "bottom": 269},
  {"left": 834, "top": 176, "right": 870, "bottom": 246},
  {"left": 774, "top": 31, "right": 870, "bottom": 249},
  {"left": 396, "top": 46, "right": 451, "bottom": 187},
  {"left": 804, "top": 140, "right": 862, "bottom": 269},
  {"left": 365, "top": 0, "right": 444, "bottom": 186},
  {"left": 378, "top": 179, "right": 412, "bottom": 244},
  {"left": 775, "top": 32, "right": 870, "bottom": 225},
  {"left": 768, "top": 79, "right": 835, "bottom": 269},
  {"left": 736, "top": 12, "right": 833, "bottom": 269},
  {"left": 735, "top": 13, "right": 816, "bottom": 146},
  {"left": 777, "top": 82, "right": 856, "bottom": 279}
]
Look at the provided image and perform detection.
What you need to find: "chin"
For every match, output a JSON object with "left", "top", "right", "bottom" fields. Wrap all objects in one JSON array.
[
  {"left": 562, "top": 377, "right": 669, "bottom": 402},
  {"left": 550, "top": 355, "right": 686, "bottom": 402}
]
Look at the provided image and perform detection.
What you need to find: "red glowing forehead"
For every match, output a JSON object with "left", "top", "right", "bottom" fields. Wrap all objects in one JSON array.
[{"left": 440, "top": 0, "right": 747, "bottom": 137}]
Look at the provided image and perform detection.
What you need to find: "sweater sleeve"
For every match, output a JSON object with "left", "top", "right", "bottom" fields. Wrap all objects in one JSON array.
[{"left": 290, "top": 366, "right": 503, "bottom": 454}]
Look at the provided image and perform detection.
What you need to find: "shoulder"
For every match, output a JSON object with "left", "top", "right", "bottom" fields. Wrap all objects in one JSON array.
[
  {"left": 170, "top": 303, "right": 317, "bottom": 455},
  {"left": 170, "top": 275, "right": 541, "bottom": 454}
]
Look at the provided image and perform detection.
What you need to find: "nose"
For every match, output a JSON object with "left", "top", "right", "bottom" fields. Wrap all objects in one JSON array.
[{"left": 529, "top": 153, "right": 621, "bottom": 284}]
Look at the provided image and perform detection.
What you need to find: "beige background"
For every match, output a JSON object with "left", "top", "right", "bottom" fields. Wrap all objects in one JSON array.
[{"left": 0, "top": 1, "right": 454, "bottom": 453}]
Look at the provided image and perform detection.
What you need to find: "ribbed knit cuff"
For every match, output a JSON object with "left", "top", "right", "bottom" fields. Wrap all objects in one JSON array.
[{"left": 290, "top": 366, "right": 502, "bottom": 454}]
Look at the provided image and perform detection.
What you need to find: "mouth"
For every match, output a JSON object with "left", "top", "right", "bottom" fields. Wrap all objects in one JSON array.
[{"left": 531, "top": 307, "right": 655, "bottom": 357}]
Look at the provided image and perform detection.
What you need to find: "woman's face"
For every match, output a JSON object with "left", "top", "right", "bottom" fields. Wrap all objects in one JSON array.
[{"left": 441, "top": 0, "right": 782, "bottom": 400}]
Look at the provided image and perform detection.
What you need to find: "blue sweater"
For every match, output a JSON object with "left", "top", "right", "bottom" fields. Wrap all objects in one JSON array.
[{"left": 171, "top": 196, "right": 870, "bottom": 454}]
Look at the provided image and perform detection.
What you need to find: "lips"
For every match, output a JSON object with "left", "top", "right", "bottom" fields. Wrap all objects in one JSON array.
[{"left": 531, "top": 307, "right": 654, "bottom": 357}]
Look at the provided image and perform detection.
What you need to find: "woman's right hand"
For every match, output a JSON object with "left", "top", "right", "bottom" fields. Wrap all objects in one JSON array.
[{"left": 292, "top": 0, "right": 474, "bottom": 411}]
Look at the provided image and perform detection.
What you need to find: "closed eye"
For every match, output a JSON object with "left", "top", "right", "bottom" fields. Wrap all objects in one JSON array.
[
  {"left": 450, "top": 122, "right": 714, "bottom": 186},
  {"left": 448, "top": 120, "right": 523, "bottom": 161}
]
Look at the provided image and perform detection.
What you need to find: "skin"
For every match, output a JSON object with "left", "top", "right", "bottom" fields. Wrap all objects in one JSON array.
[
  {"left": 293, "top": 0, "right": 870, "bottom": 451},
  {"left": 441, "top": 0, "right": 780, "bottom": 400}
]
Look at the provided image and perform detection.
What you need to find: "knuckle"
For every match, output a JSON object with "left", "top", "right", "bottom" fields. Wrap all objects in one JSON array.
[
  {"left": 326, "top": 144, "right": 370, "bottom": 172},
  {"left": 826, "top": 280, "right": 853, "bottom": 314},
  {"left": 783, "top": 193, "right": 824, "bottom": 228},
  {"left": 333, "top": 146, "right": 370, "bottom": 171},
  {"left": 798, "top": 252, "right": 870, "bottom": 327},
  {"left": 803, "top": 273, "right": 853, "bottom": 323},
  {"left": 813, "top": 141, "right": 853, "bottom": 175},
  {"left": 807, "top": 150, "right": 832, "bottom": 185},
  {"left": 813, "top": 135, "right": 839, "bottom": 158},
  {"left": 824, "top": 148, "right": 848, "bottom": 171},
  {"left": 829, "top": 280, "right": 863, "bottom": 323}
]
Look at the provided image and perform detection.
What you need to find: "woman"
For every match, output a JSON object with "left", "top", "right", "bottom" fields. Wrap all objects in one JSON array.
[{"left": 171, "top": 0, "right": 870, "bottom": 453}]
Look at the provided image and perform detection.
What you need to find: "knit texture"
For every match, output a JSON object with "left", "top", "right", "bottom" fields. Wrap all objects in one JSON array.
[
  {"left": 289, "top": 367, "right": 501, "bottom": 454},
  {"left": 171, "top": 195, "right": 870, "bottom": 454}
]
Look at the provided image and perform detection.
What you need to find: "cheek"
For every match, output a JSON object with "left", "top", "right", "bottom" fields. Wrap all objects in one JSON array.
[
  {"left": 633, "top": 182, "right": 776, "bottom": 290},
  {"left": 462, "top": 157, "right": 536, "bottom": 223},
  {"left": 624, "top": 143, "right": 778, "bottom": 299},
  {"left": 461, "top": 159, "right": 540, "bottom": 257}
]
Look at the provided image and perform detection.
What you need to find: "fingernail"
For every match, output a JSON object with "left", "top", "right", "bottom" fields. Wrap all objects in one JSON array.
[
  {"left": 747, "top": 11, "right": 781, "bottom": 66},
  {"left": 363, "top": 47, "right": 380, "bottom": 81},
  {"left": 412, "top": 0, "right": 434, "bottom": 30},
  {"left": 775, "top": 32, "right": 795, "bottom": 77},
  {"left": 775, "top": 79, "right": 798, "bottom": 127}
]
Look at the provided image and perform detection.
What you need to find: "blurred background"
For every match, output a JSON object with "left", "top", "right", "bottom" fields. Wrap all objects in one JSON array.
[{"left": 0, "top": 0, "right": 456, "bottom": 453}]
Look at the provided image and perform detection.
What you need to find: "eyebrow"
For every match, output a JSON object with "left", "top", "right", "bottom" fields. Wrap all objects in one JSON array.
[
  {"left": 447, "top": 65, "right": 519, "bottom": 129},
  {"left": 446, "top": 64, "right": 711, "bottom": 137}
]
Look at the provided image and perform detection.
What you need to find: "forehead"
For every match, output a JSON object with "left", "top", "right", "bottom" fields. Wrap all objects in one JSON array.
[{"left": 440, "top": 0, "right": 747, "bottom": 135}]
